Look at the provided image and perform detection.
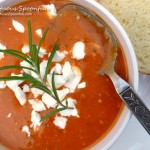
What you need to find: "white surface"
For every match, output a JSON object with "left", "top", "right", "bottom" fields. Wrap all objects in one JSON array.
[{"left": 110, "top": 73, "right": 150, "bottom": 150}]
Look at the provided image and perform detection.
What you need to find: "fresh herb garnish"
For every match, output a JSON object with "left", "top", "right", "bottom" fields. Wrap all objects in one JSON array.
[
  {"left": 40, "top": 107, "right": 67, "bottom": 122},
  {"left": 52, "top": 71, "right": 68, "bottom": 108},
  {"left": 0, "top": 20, "right": 73, "bottom": 121},
  {"left": 0, "top": 49, "right": 33, "bottom": 65},
  {"left": 44, "top": 43, "right": 58, "bottom": 83}
]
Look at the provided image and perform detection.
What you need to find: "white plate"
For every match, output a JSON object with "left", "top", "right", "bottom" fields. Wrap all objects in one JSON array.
[{"left": 110, "top": 73, "right": 150, "bottom": 150}]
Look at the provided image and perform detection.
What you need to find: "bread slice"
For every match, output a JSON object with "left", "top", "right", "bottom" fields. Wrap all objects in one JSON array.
[{"left": 97, "top": 0, "right": 150, "bottom": 74}]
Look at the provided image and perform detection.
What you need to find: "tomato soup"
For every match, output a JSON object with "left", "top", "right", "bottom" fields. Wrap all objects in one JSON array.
[{"left": 0, "top": 0, "right": 128, "bottom": 149}]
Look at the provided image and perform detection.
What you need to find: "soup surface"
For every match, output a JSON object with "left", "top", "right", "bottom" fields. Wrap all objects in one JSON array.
[{"left": 0, "top": 0, "right": 128, "bottom": 149}]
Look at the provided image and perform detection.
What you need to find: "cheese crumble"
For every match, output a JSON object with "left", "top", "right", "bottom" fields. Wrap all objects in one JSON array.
[
  {"left": 42, "top": 93, "right": 57, "bottom": 108},
  {"left": 29, "top": 99, "right": 46, "bottom": 112},
  {"left": 58, "top": 98, "right": 79, "bottom": 117},
  {"left": 14, "top": 87, "right": 27, "bottom": 106},
  {"left": 0, "top": 81, "right": 6, "bottom": 89},
  {"left": 31, "top": 110, "right": 42, "bottom": 131},
  {"left": 78, "top": 82, "right": 86, "bottom": 89},
  {"left": 44, "top": 4, "right": 57, "bottom": 17},
  {"left": 21, "top": 45, "right": 29, "bottom": 54},
  {"left": 22, "top": 84, "right": 30, "bottom": 93},
  {"left": 39, "top": 48, "right": 47, "bottom": 58},
  {"left": 53, "top": 116, "right": 67, "bottom": 129},
  {"left": 52, "top": 51, "right": 65, "bottom": 62},
  {"left": 72, "top": 41, "right": 85, "bottom": 60},
  {"left": 12, "top": 20, "right": 25, "bottom": 33},
  {"left": 7, "top": 113, "right": 11, "bottom": 118},
  {"left": 36, "top": 29, "right": 42, "bottom": 37},
  {"left": 0, "top": 43, "right": 6, "bottom": 59},
  {"left": 22, "top": 126, "right": 31, "bottom": 137}
]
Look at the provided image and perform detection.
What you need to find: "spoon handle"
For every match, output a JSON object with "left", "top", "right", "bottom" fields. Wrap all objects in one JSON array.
[
  {"left": 120, "top": 86, "right": 150, "bottom": 135},
  {"left": 107, "top": 72, "right": 150, "bottom": 135}
]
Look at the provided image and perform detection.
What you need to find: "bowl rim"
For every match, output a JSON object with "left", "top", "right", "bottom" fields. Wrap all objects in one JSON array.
[
  {"left": 0, "top": 0, "right": 139, "bottom": 150},
  {"left": 71, "top": 0, "right": 139, "bottom": 149}
]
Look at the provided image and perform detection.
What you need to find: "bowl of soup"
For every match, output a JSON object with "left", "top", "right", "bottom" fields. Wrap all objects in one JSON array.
[{"left": 0, "top": 0, "right": 138, "bottom": 149}]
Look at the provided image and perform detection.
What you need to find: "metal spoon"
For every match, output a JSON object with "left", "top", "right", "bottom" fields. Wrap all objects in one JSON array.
[{"left": 59, "top": 4, "right": 150, "bottom": 135}]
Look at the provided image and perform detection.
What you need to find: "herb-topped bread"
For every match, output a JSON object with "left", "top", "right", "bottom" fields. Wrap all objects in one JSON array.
[{"left": 98, "top": 0, "right": 150, "bottom": 74}]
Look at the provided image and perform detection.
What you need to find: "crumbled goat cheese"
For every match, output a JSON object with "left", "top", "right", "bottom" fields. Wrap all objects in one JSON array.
[
  {"left": 72, "top": 41, "right": 85, "bottom": 60},
  {"left": 0, "top": 43, "right": 6, "bottom": 59},
  {"left": 14, "top": 87, "right": 27, "bottom": 105},
  {"left": 40, "top": 60, "right": 48, "bottom": 79},
  {"left": 29, "top": 99, "right": 46, "bottom": 112},
  {"left": 36, "top": 29, "right": 42, "bottom": 37},
  {"left": 12, "top": 20, "right": 25, "bottom": 33},
  {"left": 65, "top": 76, "right": 81, "bottom": 91},
  {"left": 62, "top": 62, "right": 75, "bottom": 81},
  {"left": 42, "top": 93, "right": 57, "bottom": 108},
  {"left": 72, "top": 66, "right": 82, "bottom": 76},
  {"left": 52, "top": 51, "right": 65, "bottom": 62},
  {"left": 58, "top": 98, "right": 79, "bottom": 117},
  {"left": 20, "top": 61, "right": 32, "bottom": 74},
  {"left": 31, "top": 110, "right": 42, "bottom": 130},
  {"left": 22, "top": 126, "right": 31, "bottom": 137},
  {"left": 47, "top": 74, "right": 66, "bottom": 89},
  {"left": 44, "top": 4, "right": 57, "bottom": 17},
  {"left": 50, "top": 63, "right": 62, "bottom": 75},
  {"left": 31, "top": 88, "right": 44, "bottom": 98},
  {"left": 0, "top": 53, "right": 4, "bottom": 60},
  {"left": 7, "top": 113, "right": 11, "bottom": 118},
  {"left": 39, "top": 48, "right": 47, "bottom": 58},
  {"left": 53, "top": 116, "right": 67, "bottom": 129},
  {"left": 6, "top": 73, "right": 26, "bottom": 105},
  {"left": 6, "top": 73, "right": 23, "bottom": 90},
  {"left": 31, "top": 71, "right": 39, "bottom": 79},
  {"left": 22, "top": 45, "right": 29, "bottom": 54},
  {"left": 64, "top": 66, "right": 82, "bottom": 91},
  {"left": 0, "top": 43, "right": 6, "bottom": 49},
  {"left": 78, "top": 82, "right": 86, "bottom": 89},
  {"left": 57, "top": 88, "right": 70, "bottom": 101},
  {"left": 30, "top": 60, "right": 48, "bottom": 80},
  {"left": 22, "top": 84, "right": 30, "bottom": 93},
  {"left": 0, "top": 81, "right": 6, "bottom": 89},
  {"left": 55, "top": 63, "right": 62, "bottom": 74}
]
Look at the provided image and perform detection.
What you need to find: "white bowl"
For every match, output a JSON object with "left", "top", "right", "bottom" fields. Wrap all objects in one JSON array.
[{"left": 0, "top": 0, "right": 139, "bottom": 150}]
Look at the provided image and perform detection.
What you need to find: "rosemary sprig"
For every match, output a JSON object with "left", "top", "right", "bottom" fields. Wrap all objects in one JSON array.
[
  {"left": 0, "top": 65, "right": 37, "bottom": 73},
  {"left": 52, "top": 71, "right": 67, "bottom": 108},
  {"left": 44, "top": 43, "right": 58, "bottom": 83},
  {"left": 0, "top": 76, "right": 27, "bottom": 81},
  {"left": 0, "top": 49, "right": 33, "bottom": 65},
  {"left": 40, "top": 108, "right": 67, "bottom": 122},
  {"left": 0, "top": 20, "right": 72, "bottom": 121},
  {"left": 28, "top": 20, "right": 33, "bottom": 60}
]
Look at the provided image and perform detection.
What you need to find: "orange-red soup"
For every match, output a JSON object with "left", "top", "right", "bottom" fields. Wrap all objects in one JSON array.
[{"left": 0, "top": 0, "right": 128, "bottom": 149}]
